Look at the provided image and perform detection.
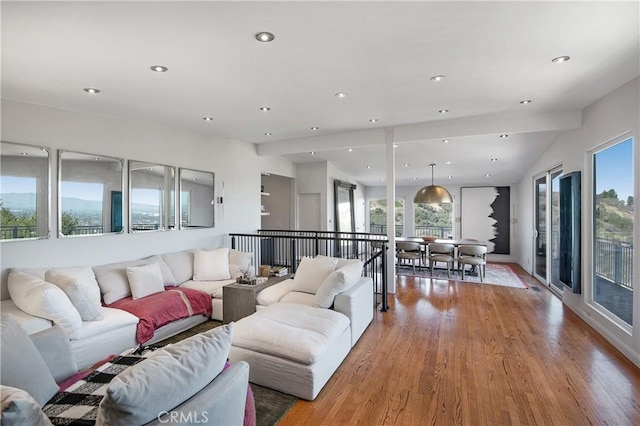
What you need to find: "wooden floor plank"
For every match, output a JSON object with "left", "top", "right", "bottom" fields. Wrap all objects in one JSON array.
[{"left": 278, "top": 264, "right": 640, "bottom": 425}]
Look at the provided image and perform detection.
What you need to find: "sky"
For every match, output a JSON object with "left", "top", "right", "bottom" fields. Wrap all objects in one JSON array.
[{"left": 595, "top": 137, "right": 634, "bottom": 202}]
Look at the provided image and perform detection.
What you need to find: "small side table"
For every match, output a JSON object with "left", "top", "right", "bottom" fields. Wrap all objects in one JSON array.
[{"left": 222, "top": 274, "right": 292, "bottom": 323}]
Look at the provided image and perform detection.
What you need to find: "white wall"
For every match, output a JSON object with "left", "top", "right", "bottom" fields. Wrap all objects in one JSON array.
[
  {"left": 516, "top": 77, "right": 640, "bottom": 366},
  {"left": 0, "top": 100, "right": 295, "bottom": 298},
  {"left": 296, "top": 162, "right": 329, "bottom": 230}
]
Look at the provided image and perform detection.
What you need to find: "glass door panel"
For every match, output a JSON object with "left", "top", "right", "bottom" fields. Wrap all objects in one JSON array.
[
  {"left": 534, "top": 176, "right": 547, "bottom": 281},
  {"left": 592, "top": 137, "right": 634, "bottom": 326},
  {"left": 550, "top": 169, "right": 563, "bottom": 290}
]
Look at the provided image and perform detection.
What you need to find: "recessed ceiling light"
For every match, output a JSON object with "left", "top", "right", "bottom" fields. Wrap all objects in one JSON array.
[
  {"left": 150, "top": 65, "right": 168, "bottom": 72},
  {"left": 393, "top": 144, "right": 398, "bottom": 148},
  {"left": 430, "top": 75, "right": 446, "bottom": 82},
  {"left": 255, "top": 32, "right": 275, "bottom": 43},
  {"left": 369, "top": 118, "right": 378, "bottom": 123},
  {"left": 380, "top": 178, "right": 385, "bottom": 182},
  {"left": 491, "top": 158, "right": 498, "bottom": 162},
  {"left": 485, "top": 173, "right": 491, "bottom": 177},
  {"left": 442, "top": 139, "right": 450, "bottom": 144},
  {"left": 552, "top": 55, "right": 570, "bottom": 63},
  {"left": 412, "top": 177, "right": 418, "bottom": 180},
  {"left": 366, "top": 165, "right": 372, "bottom": 169},
  {"left": 404, "top": 163, "right": 409, "bottom": 167},
  {"left": 310, "top": 126, "right": 319, "bottom": 130},
  {"left": 20, "top": 152, "right": 28, "bottom": 156},
  {"left": 438, "top": 109, "right": 449, "bottom": 114},
  {"left": 445, "top": 161, "right": 451, "bottom": 165},
  {"left": 335, "top": 92, "right": 348, "bottom": 98},
  {"left": 348, "top": 148, "right": 353, "bottom": 152},
  {"left": 500, "top": 134, "right": 509, "bottom": 138},
  {"left": 83, "top": 88, "right": 100, "bottom": 94},
  {"left": 448, "top": 175, "right": 453, "bottom": 179},
  {"left": 310, "top": 151, "right": 316, "bottom": 155},
  {"left": 202, "top": 117, "right": 213, "bottom": 121},
  {"left": 93, "top": 157, "right": 100, "bottom": 161},
  {"left": 264, "top": 132, "right": 272, "bottom": 136},
  {"left": 520, "top": 99, "right": 533, "bottom": 104},
  {"left": 259, "top": 106, "right": 271, "bottom": 112}
]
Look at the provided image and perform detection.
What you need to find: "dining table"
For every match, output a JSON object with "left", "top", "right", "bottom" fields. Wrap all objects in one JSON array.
[{"left": 394, "top": 237, "right": 488, "bottom": 272}]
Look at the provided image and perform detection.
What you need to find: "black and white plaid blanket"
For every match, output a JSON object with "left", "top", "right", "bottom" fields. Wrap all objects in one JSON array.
[{"left": 43, "top": 354, "right": 147, "bottom": 425}]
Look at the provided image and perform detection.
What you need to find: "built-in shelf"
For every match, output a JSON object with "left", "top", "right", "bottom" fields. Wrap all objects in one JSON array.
[
  {"left": 261, "top": 212, "right": 270, "bottom": 216},
  {"left": 261, "top": 192, "right": 270, "bottom": 196}
]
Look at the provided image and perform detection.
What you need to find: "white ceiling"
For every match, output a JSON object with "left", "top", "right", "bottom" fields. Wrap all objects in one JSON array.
[{"left": 2, "top": 1, "right": 638, "bottom": 187}]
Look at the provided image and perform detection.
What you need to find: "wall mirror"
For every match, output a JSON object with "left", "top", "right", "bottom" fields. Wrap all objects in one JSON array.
[
  {"left": 0, "top": 141, "right": 51, "bottom": 241},
  {"left": 334, "top": 180, "right": 356, "bottom": 233},
  {"left": 179, "top": 168, "right": 214, "bottom": 229},
  {"left": 129, "top": 160, "right": 176, "bottom": 232},
  {"left": 58, "top": 150, "right": 124, "bottom": 237}
]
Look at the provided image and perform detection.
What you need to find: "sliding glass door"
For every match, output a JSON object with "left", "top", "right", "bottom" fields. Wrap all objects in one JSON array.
[
  {"left": 591, "top": 137, "right": 634, "bottom": 326},
  {"left": 534, "top": 167, "right": 563, "bottom": 292}
]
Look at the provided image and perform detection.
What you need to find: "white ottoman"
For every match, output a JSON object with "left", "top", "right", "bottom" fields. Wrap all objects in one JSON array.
[{"left": 228, "top": 302, "right": 351, "bottom": 400}]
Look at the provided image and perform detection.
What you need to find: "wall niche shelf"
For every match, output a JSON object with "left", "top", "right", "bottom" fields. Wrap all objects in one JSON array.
[
  {"left": 261, "top": 192, "right": 270, "bottom": 196},
  {"left": 261, "top": 212, "right": 270, "bottom": 216}
]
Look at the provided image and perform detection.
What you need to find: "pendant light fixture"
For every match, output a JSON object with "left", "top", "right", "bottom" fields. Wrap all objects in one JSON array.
[{"left": 413, "top": 163, "right": 453, "bottom": 204}]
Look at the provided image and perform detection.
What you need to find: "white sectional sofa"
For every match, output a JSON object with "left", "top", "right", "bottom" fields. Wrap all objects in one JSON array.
[
  {"left": 229, "top": 255, "right": 374, "bottom": 400},
  {"left": 2, "top": 247, "right": 253, "bottom": 370}
]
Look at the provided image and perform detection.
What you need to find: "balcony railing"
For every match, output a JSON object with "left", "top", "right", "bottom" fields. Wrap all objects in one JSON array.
[
  {"left": 594, "top": 238, "right": 634, "bottom": 289},
  {"left": 0, "top": 225, "right": 37, "bottom": 239},
  {"left": 369, "top": 224, "right": 452, "bottom": 239}
]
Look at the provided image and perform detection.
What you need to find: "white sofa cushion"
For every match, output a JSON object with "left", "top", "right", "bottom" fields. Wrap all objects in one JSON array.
[
  {"left": 97, "top": 323, "right": 233, "bottom": 425},
  {"left": 44, "top": 270, "right": 103, "bottom": 321},
  {"left": 0, "top": 315, "right": 59, "bottom": 407},
  {"left": 45, "top": 266, "right": 102, "bottom": 306},
  {"left": 160, "top": 250, "right": 194, "bottom": 285},
  {"left": 0, "top": 385, "right": 52, "bottom": 426},
  {"left": 0, "top": 300, "right": 52, "bottom": 335},
  {"left": 78, "top": 307, "right": 139, "bottom": 340},
  {"left": 314, "top": 259, "right": 363, "bottom": 308},
  {"left": 279, "top": 291, "right": 316, "bottom": 306},
  {"left": 229, "top": 249, "right": 253, "bottom": 278},
  {"left": 8, "top": 272, "right": 83, "bottom": 339},
  {"left": 255, "top": 279, "right": 295, "bottom": 306},
  {"left": 193, "top": 248, "right": 231, "bottom": 281},
  {"left": 180, "top": 279, "right": 235, "bottom": 299},
  {"left": 126, "top": 263, "right": 165, "bottom": 300},
  {"left": 232, "top": 303, "right": 349, "bottom": 364},
  {"left": 94, "top": 257, "right": 174, "bottom": 305},
  {"left": 291, "top": 256, "right": 338, "bottom": 294}
]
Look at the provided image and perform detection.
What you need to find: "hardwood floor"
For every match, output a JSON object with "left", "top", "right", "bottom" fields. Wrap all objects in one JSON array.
[{"left": 279, "top": 264, "right": 640, "bottom": 425}]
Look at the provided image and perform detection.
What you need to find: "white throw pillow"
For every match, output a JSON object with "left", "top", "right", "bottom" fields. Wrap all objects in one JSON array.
[
  {"left": 336, "top": 259, "right": 364, "bottom": 284},
  {"left": 0, "top": 385, "right": 53, "bottom": 426},
  {"left": 229, "top": 249, "right": 253, "bottom": 278},
  {"left": 193, "top": 248, "right": 231, "bottom": 281},
  {"left": 96, "top": 323, "right": 234, "bottom": 425},
  {"left": 292, "top": 256, "right": 339, "bottom": 294},
  {"left": 314, "top": 270, "right": 360, "bottom": 308},
  {"left": 44, "top": 271, "right": 103, "bottom": 321},
  {"left": 45, "top": 266, "right": 101, "bottom": 307},
  {"left": 8, "top": 272, "right": 82, "bottom": 339},
  {"left": 126, "top": 263, "right": 165, "bottom": 300},
  {"left": 0, "top": 315, "right": 59, "bottom": 407}
]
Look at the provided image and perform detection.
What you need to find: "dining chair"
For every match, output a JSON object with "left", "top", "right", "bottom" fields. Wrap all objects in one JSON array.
[
  {"left": 457, "top": 244, "right": 487, "bottom": 281},
  {"left": 428, "top": 243, "right": 456, "bottom": 277},
  {"left": 396, "top": 241, "right": 422, "bottom": 274}
]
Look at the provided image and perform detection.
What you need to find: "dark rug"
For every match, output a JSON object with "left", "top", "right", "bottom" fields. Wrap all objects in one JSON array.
[{"left": 154, "top": 319, "right": 297, "bottom": 426}]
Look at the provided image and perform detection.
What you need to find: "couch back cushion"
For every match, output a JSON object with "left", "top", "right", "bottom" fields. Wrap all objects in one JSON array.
[
  {"left": 8, "top": 272, "right": 82, "bottom": 339},
  {"left": 229, "top": 249, "right": 253, "bottom": 279},
  {"left": 93, "top": 257, "right": 175, "bottom": 305},
  {"left": 44, "top": 270, "right": 103, "bottom": 321},
  {"left": 161, "top": 250, "right": 194, "bottom": 285},
  {"left": 291, "top": 256, "right": 339, "bottom": 294},
  {"left": 96, "top": 323, "right": 234, "bottom": 425},
  {"left": 1, "top": 315, "right": 59, "bottom": 407},
  {"left": 193, "top": 248, "right": 231, "bottom": 281},
  {"left": 126, "top": 263, "right": 165, "bottom": 300}
]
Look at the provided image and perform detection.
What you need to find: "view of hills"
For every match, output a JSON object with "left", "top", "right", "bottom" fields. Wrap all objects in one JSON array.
[{"left": 0, "top": 192, "right": 158, "bottom": 212}]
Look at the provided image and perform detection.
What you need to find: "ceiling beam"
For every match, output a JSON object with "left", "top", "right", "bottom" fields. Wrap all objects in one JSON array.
[{"left": 256, "top": 109, "right": 582, "bottom": 156}]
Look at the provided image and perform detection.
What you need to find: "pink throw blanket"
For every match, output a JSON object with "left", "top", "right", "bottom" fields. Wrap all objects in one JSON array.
[{"left": 107, "top": 287, "right": 212, "bottom": 344}]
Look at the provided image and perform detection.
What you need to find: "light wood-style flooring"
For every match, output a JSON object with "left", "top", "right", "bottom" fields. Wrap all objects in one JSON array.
[{"left": 279, "top": 264, "right": 640, "bottom": 425}]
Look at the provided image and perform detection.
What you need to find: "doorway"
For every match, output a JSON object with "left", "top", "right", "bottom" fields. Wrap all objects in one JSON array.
[{"left": 534, "top": 166, "right": 563, "bottom": 293}]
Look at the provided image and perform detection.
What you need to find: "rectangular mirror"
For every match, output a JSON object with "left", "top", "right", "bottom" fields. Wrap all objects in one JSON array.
[
  {"left": 58, "top": 150, "right": 124, "bottom": 237},
  {"left": 0, "top": 141, "right": 51, "bottom": 241},
  {"left": 334, "top": 179, "right": 356, "bottom": 233},
  {"left": 179, "top": 168, "right": 214, "bottom": 229},
  {"left": 129, "top": 160, "right": 176, "bottom": 232}
]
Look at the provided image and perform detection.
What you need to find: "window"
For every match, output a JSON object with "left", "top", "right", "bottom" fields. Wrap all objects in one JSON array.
[
  {"left": 414, "top": 203, "right": 453, "bottom": 239},
  {"left": 60, "top": 182, "right": 104, "bottom": 235},
  {"left": 592, "top": 137, "right": 634, "bottom": 326},
  {"left": 0, "top": 176, "right": 38, "bottom": 239},
  {"left": 369, "top": 199, "right": 404, "bottom": 236}
]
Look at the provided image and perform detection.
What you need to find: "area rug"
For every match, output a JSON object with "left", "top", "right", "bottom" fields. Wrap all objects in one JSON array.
[
  {"left": 397, "top": 262, "right": 528, "bottom": 289},
  {"left": 154, "top": 320, "right": 297, "bottom": 426}
]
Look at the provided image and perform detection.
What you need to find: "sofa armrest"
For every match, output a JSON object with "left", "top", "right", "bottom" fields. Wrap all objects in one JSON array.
[
  {"left": 333, "top": 277, "right": 374, "bottom": 346},
  {"left": 146, "top": 361, "right": 250, "bottom": 426},
  {"left": 29, "top": 326, "right": 78, "bottom": 383},
  {"left": 256, "top": 279, "right": 295, "bottom": 306}
]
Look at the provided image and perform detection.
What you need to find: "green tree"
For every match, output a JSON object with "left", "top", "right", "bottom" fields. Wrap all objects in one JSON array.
[
  {"left": 61, "top": 212, "right": 80, "bottom": 235},
  {"left": 627, "top": 196, "right": 634, "bottom": 207}
]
